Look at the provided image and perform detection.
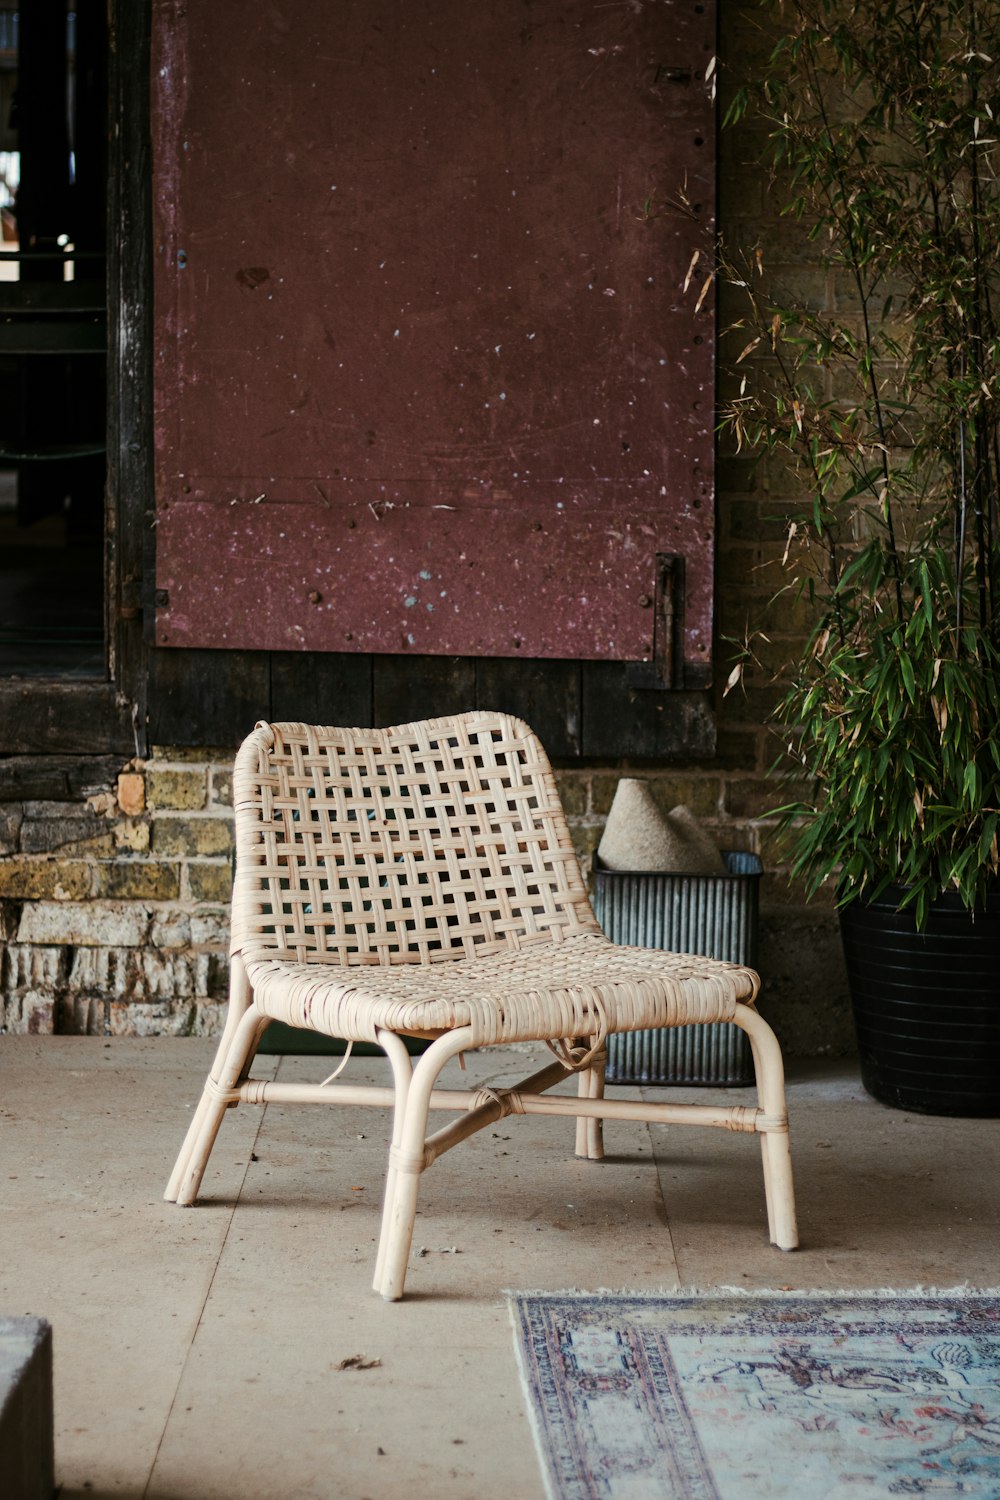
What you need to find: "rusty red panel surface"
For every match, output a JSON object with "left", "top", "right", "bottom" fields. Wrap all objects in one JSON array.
[{"left": 152, "top": 0, "right": 716, "bottom": 673}]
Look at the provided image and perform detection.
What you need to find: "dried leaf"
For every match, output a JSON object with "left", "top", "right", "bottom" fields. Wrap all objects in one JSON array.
[
  {"left": 336, "top": 1355, "right": 382, "bottom": 1371},
  {"left": 694, "top": 272, "right": 714, "bottom": 314},
  {"left": 683, "top": 249, "right": 700, "bottom": 294},
  {"left": 723, "top": 663, "right": 743, "bottom": 697},
  {"left": 782, "top": 520, "right": 798, "bottom": 567},
  {"left": 812, "top": 626, "right": 830, "bottom": 659},
  {"left": 931, "top": 696, "right": 948, "bottom": 735},
  {"left": 735, "top": 335, "right": 762, "bottom": 364}
]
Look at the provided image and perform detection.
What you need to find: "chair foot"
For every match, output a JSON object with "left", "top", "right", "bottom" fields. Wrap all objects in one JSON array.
[
  {"left": 372, "top": 1029, "right": 471, "bottom": 1300},
  {"left": 733, "top": 1005, "right": 799, "bottom": 1252},
  {"left": 574, "top": 1049, "right": 606, "bottom": 1161},
  {"left": 375, "top": 1166, "right": 421, "bottom": 1301},
  {"left": 372, "top": 1031, "right": 415, "bottom": 1294},
  {"left": 761, "top": 1126, "right": 799, "bottom": 1250},
  {"left": 165, "top": 999, "right": 267, "bottom": 1205}
]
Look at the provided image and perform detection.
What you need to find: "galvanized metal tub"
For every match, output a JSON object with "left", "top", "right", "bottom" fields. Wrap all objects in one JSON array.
[{"left": 594, "top": 851, "right": 762, "bottom": 1086}]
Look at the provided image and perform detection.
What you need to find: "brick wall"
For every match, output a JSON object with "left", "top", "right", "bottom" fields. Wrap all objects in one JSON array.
[
  {"left": 0, "top": 740, "right": 854, "bottom": 1055},
  {"left": 0, "top": 3, "right": 856, "bottom": 1056},
  {"left": 0, "top": 750, "right": 233, "bottom": 1038}
]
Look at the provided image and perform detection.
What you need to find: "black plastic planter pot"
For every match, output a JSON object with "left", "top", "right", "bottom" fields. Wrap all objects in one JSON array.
[{"left": 839, "top": 885, "right": 1000, "bottom": 1116}]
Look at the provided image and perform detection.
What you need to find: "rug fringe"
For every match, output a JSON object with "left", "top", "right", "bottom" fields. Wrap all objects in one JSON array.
[{"left": 506, "top": 1284, "right": 1000, "bottom": 1299}]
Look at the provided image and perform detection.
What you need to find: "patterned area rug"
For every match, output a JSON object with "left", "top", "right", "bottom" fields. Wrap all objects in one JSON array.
[{"left": 510, "top": 1291, "right": 1000, "bottom": 1499}]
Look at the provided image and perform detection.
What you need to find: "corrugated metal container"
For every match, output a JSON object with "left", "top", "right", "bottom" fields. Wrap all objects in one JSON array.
[{"left": 594, "top": 851, "right": 762, "bottom": 1086}]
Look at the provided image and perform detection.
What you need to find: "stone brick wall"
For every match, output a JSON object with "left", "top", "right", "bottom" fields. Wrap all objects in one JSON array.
[
  {"left": 0, "top": 740, "right": 854, "bottom": 1055},
  {"left": 0, "top": 750, "right": 234, "bottom": 1038}
]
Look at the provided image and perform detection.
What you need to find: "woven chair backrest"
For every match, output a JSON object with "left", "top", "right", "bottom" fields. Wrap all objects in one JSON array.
[{"left": 231, "top": 713, "right": 600, "bottom": 965}]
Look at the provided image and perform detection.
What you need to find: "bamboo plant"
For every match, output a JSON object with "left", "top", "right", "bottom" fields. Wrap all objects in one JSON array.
[{"left": 715, "top": 0, "right": 1000, "bottom": 926}]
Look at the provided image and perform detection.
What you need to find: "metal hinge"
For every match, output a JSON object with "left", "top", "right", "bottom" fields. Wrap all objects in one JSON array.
[{"left": 626, "top": 553, "right": 686, "bottom": 690}]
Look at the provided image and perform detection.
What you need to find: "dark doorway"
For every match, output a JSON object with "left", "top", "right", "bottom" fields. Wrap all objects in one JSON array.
[{"left": 0, "top": 2, "right": 107, "bottom": 677}]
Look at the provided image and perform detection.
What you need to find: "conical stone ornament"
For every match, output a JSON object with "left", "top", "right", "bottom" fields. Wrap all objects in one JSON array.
[{"left": 596, "top": 779, "right": 726, "bottom": 873}]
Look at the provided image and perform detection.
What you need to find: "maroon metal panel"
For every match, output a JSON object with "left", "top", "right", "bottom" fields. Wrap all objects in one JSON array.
[{"left": 152, "top": 0, "right": 716, "bottom": 672}]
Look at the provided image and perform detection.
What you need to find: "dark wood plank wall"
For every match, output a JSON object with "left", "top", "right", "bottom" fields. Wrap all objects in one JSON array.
[{"left": 145, "top": 648, "right": 714, "bottom": 759}]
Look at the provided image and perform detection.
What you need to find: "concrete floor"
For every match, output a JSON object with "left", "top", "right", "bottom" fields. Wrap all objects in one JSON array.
[{"left": 2, "top": 1037, "right": 998, "bottom": 1499}]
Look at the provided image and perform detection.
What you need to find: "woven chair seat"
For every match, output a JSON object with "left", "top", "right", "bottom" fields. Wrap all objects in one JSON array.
[
  {"left": 166, "top": 713, "right": 797, "bottom": 1299},
  {"left": 243, "top": 932, "right": 756, "bottom": 1047}
]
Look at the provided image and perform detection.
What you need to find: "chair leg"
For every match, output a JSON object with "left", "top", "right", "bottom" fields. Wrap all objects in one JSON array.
[
  {"left": 575, "top": 1046, "right": 606, "bottom": 1161},
  {"left": 733, "top": 1006, "right": 799, "bottom": 1251},
  {"left": 165, "top": 955, "right": 267, "bottom": 1205},
  {"left": 375, "top": 1028, "right": 473, "bottom": 1302}
]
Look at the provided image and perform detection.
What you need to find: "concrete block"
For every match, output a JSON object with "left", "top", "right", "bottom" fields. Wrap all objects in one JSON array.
[
  {"left": 95, "top": 860, "right": 181, "bottom": 901},
  {"left": 2, "top": 945, "right": 67, "bottom": 994},
  {"left": 151, "top": 816, "right": 233, "bottom": 858},
  {"left": 136, "top": 949, "right": 197, "bottom": 1000},
  {"left": 0, "top": 861, "right": 93, "bottom": 902},
  {"left": 185, "top": 861, "right": 232, "bottom": 903},
  {"left": 0, "top": 1316, "right": 54, "bottom": 1500},
  {"left": 17, "top": 902, "right": 150, "bottom": 948},
  {"left": 108, "top": 1001, "right": 173, "bottom": 1036},
  {"left": 208, "top": 766, "right": 233, "bottom": 807},
  {"left": 0, "top": 993, "right": 56, "bottom": 1035},
  {"left": 150, "top": 909, "right": 192, "bottom": 949},
  {"left": 182, "top": 998, "right": 228, "bottom": 1035},
  {"left": 190, "top": 910, "right": 230, "bottom": 948},
  {"left": 114, "top": 818, "right": 151, "bottom": 853},
  {"left": 65, "top": 946, "right": 135, "bottom": 998},
  {"left": 723, "top": 775, "right": 811, "bottom": 820},
  {"left": 552, "top": 772, "right": 587, "bottom": 817},
  {"left": 145, "top": 768, "right": 207, "bottom": 811}
]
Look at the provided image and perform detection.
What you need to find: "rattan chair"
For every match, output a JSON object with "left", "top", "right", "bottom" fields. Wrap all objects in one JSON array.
[{"left": 165, "top": 714, "right": 797, "bottom": 1298}]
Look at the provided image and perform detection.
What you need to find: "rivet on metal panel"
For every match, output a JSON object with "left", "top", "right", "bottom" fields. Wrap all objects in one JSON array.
[
  {"left": 154, "top": 589, "right": 169, "bottom": 608},
  {"left": 638, "top": 593, "right": 652, "bottom": 608},
  {"left": 344, "top": 631, "right": 353, "bottom": 641},
  {"left": 308, "top": 591, "right": 322, "bottom": 605},
  {"left": 655, "top": 65, "right": 692, "bottom": 84},
  {"left": 347, "top": 518, "right": 356, "bottom": 529},
  {"left": 513, "top": 637, "right": 522, "bottom": 648},
  {"left": 531, "top": 521, "right": 543, "bottom": 531}
]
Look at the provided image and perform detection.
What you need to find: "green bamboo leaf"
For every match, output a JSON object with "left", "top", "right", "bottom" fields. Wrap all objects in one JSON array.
[{"left": 899, "top": 653, "right": 916, "bottom": 700}]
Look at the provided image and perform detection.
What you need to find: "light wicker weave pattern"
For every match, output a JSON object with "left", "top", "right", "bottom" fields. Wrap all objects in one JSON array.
[
  {"left": 167, "top": 713, "right": 798, "bottom": 1299},
  {"left": 234, "top": 715, "right": 600, "bottom": 965},
  {"left": 242, "top": 935, "right": 748, "bottom": 1050}
]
